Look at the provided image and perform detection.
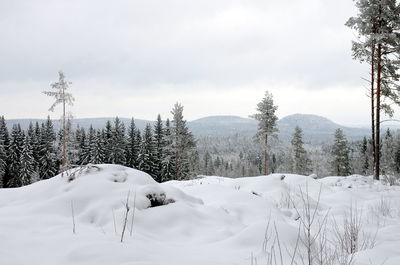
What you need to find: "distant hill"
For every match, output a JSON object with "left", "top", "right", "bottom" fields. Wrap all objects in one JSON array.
[
  {"left": 188, "top": 115, "right": 258, "bottom": 136},
  {"left": 5, "top": 114, "right": 373, "bottom": 141},
  {"left": 4, "top": 118, "right": 152, "bottom": 132},
  {"left": 276, "top": 114, "right": 370, "bottom": 141}
]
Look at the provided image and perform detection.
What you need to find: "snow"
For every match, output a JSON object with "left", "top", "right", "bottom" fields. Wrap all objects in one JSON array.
[{"left": 1, "top": 165, "right": 400, "bottom": 265}]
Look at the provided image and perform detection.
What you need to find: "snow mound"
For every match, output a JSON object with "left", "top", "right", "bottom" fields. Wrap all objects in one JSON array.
[
  {"left": 1, "top": 169, "right": 400, "bottom": 265},
  {"left": 3, "top": 164, "right": 203, "bottom": 223}
]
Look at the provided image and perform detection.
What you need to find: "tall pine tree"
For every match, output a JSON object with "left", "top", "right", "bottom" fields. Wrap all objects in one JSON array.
[{"left": 250, "top": 91, "right": 278, "bottom": 176}]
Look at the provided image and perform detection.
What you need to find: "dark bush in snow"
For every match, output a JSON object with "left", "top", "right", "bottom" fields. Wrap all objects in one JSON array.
[{"left": 145, "top": 192, "right": 175, "bottom": 207}]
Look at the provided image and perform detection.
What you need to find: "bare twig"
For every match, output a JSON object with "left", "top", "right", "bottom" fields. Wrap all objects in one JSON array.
[
  {"left": 112, "top": 208, "right": 117, "bottom": 236},
  {"left": 130, "top": 190, "right": 137, "bottom": 237},
  {"left": 71, "top": 200, "right": 76, "bottom": 234},
  {"left": 120, "top": 190, "right": 131, "bottom": 243}
]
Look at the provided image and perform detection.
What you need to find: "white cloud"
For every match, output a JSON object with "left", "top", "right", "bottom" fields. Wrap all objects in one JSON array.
[{"left": 0, "top": 0, "right": 378, "bottom": 125}]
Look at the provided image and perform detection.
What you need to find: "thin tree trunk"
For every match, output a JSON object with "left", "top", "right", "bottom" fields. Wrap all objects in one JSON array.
[
  {"left": 264, "top": 135, "right": 268, "bottom": 176},
  {"left": 62, "top": 85, "right": 67, "bottom": 170},
  {"left": 371, "top": 41, "right": 376, "bottom": 175},
  {"left": 175, "top": 150, "right": 180, "bottom": 180},
  {"left": 375, "top": 43, "right": 382, "bottom": 180}
]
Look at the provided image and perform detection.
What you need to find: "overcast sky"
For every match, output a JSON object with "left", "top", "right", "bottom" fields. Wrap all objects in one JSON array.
[{"left": 0, "top": 0, "right": 382, "bottom": 125}]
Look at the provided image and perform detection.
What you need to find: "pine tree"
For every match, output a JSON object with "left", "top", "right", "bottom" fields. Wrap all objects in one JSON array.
[
  {"left": 153, "top": 114, "right": 165, "bottom": 182},
  {"left": 43, "top": 71, "right": 75, "bottom": 171},
  {"left": 39, "top": 117, "right": 58, "bottom": 179},
  {"left": 139, "top": 124, "right": 157, "bottom": 178},
  {"left": 126, "top": 118, "right": 141, "bottom": 169},
  {"left": 331, "top": 129, "right": 352, "bottom": 176},
  {"left": 169, "top": 103, "right": 196, "bottom": 180},
  {"left": 250, "top": 91, "right": 278, "bottom": 175},
  {"left": 19, "top": 135, "right": 35, "bottom": 185},
  {"left": 291, "top": 126, "right": 312, "bottom": 175},
  {"left": 7, "top": 124, "right": 24, "bottom": 187},
  {"left": 347, "top": 0, "right": 400, "bottom": 180}
]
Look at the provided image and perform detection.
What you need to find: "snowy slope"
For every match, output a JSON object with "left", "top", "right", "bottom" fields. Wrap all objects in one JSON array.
[{"left": 0, "top": 165, "right": 399, "bottom": 265}]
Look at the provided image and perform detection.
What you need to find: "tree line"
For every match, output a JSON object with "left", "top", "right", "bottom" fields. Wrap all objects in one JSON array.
[
  {"left": 2, "top": 108, "right": 400, "bottom": 188},
  {"left": 0, "top": 103, "right": 196, "bottom": 188},
  {"left": 198, "top": 125, "right": 400, "bottom": 181}
]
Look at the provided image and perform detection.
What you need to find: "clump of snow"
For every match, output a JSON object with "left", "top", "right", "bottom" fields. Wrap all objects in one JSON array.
[{"left": 1, "top": 166, "right": 400, "bottom": 265}]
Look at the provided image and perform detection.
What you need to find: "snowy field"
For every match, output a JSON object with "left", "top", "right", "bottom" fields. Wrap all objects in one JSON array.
[{"left": 0, "top": 164, "right": 400, "bottom": 265}]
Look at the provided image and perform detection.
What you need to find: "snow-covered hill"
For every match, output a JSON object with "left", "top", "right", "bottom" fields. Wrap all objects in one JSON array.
[
  {"left": 0, "top": 165, "right": 399, "bottom": 265},
  {"left": 6, "top": 114, "right": 375, "bottom": 140}
]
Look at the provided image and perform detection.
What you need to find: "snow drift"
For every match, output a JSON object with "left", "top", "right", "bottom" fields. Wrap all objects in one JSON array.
[{"left": 0, "top": 165, "right": 400, "bottom": 265}]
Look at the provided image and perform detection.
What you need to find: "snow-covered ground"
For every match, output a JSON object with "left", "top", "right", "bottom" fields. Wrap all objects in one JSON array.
[{"left": 1, "top": 165, "right": 399, "bottom": 265}]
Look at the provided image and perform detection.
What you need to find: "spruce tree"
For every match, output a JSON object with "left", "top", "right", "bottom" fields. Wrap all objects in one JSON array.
[
  {"left": 331, "top": 128, "right": 352, "bottom": 176},
  {"left": 26, "top": 122, "right": 40, "bottom": 182},
  {"left": 39, "top": 117, "right": 58, "bottom": 179},
  {"left": 190, "top": 150, "right": 201, "bottom": 176},
  {"left": 0, "top": 116, "right": 8, "bottom": 187},
  {"left": 203, "top": 151, "right": 214, "bottom": 175},
  {"left": 139, "top": 124, "right": 157, "bottom": 178},
  {"left": 7, "top": 124, "right": 24, "bottom": 187},
  {"left": 395, "top": 134, "right": 400, "bottom": 174},
  {"left": 103, "top": 120, "right": 113, "bottom": 163},
  {"left": 381, "top": 129, "right": 397, "bottom": 175},
  {"left": 0, "top": 139, "right": 6, "bottom": 188},
  {"left": 19, "top": 135, "right": 35, "bottom": 185},
  {"left": 126, "top": 118, "right": 141, "bottom": 169},
  {"left": 359, "top": 136, "right": 370, "bottom": 175},
  {"left": 109, "top": 117, "right": 126, "bottom": 165},
  {"left": 169, "top": 103, "right": 196, "bottom": 180},
  {"left": 153, "top": 114, "right": 165, "bottom": 182},
  {"left": 90, "top": 130, "right": 105, "bottom": 164},
  {"left": 161, "top": 119, "right": 175, "bottom": 181},
  {"left": 250, "top": 91, "right": 278, "bottom": 176},
  {"left": 80, "top": 126, "right": 96, "bottom": 164},
  {"left": 75, "top": 127, "right": 88, "bottom": 165},
  {"left": 291, "top": 126, "right": 312, "bottom": 175}
]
